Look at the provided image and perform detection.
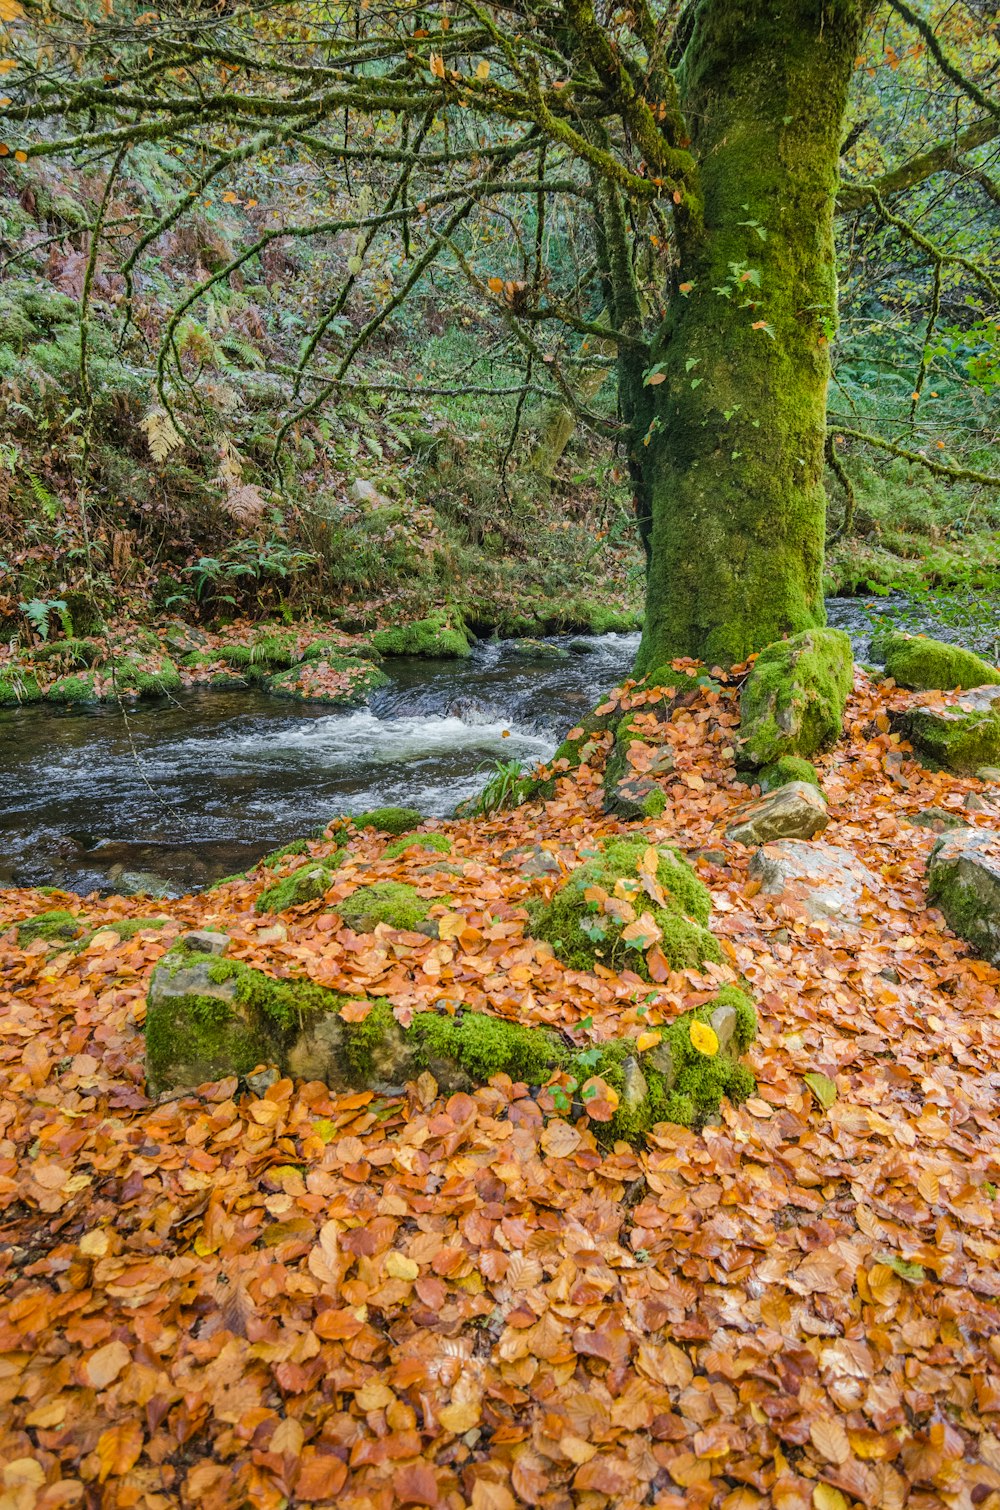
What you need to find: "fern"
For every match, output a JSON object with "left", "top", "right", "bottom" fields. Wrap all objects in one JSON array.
[
  {"left": 27, "top": 471, "right": 58, "bottom": 519},
  {"left": 141, "top": 406, "right": 183, "bottom": 464}
]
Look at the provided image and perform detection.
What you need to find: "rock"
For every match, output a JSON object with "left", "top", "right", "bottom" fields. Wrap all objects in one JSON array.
[
  {"left": 146, "top": 953, "right": 271, "bottom": 1094},
  {"left": 568, "top": 639, "right": 595, "bottom": 655},
  {"left": 977, "top": 766, "right": 1000, "bottom": 783},
  {"left": 892, "top": 685, "right": 1000, "bottom": 775},
  {"left": 257, "top": 862, "right": 338, "bottom": 914},
  {"left": 726, "top": 781, "right": 828, "bottom": 845},
  {"left": 106, "top": 865, "right": 175, "bottom": 898},
  {"left": 739, "top": 628, "right": 854, "bottom": 767},
  {"left": 350, "top": 478, "right": 392, "bottom": 508},
  {"left": 965, "top": 793, "right": 994, "bottom": 813},
  {"left": 181, "top": 929, "right": 229, "bottom": 956},
  {"left": 602, "top": 715, "right": 673, "bottom": 820},
  {"left": 511, "top": 638, "right": 570, "bottom": 661},
  {"left": 748, "top": 839, "right": 879, "bottom": 926},
  {"left": 927, "top": 827, "right": 1000, "bottom": 963},
  {"left": 873, "top": 629, "right": 1000, "bottom": 691},
  {"left": 905, "top": 808, "right": 971, "bottom": 833},
  {"left": 267, "top": 658, "right": 388, "bottom": 706},
  {"left": 501, "top": 844, "right": 564, "bottom": 877}
]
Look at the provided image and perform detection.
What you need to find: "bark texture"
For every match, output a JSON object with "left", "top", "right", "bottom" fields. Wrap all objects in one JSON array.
[{"left": 635, "top": 0, "right": 866, "bottom": 670}]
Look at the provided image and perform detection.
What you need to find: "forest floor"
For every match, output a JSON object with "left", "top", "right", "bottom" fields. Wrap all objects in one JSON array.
[{"left": 2, "top": 664, "right": 1000, "bottom": 1509}]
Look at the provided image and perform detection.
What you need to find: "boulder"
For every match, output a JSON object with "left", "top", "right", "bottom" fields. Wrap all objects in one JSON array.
[
  {"left": 726, "top": 781, "right": 828, "bottom": 845},
  {"left": 748, "top": 839, "right": 879, "bottom": 926},
  {"left": 371, "top": 611, "right": 471, "bottom": 659},
  {"left": 927, "top": 827, "right": 1000, "bottom": 964},
  {"left": 904, "top": 808, "right": 971, "bottom": 833},
  {"left": 739, "top": 628, "right": 854, "bottom": 767},
  {"left": 145, "top": 939, "right": 756, "bottom": 1135},
  {"left": 873, "top": 629, "right": 1000, "bottom": 691},
  {"left": 892, "top": 685, "right": 1000, "bottom": 775},
  {"left": 511, "top": 638, "right": 570, "bottom": 661}
]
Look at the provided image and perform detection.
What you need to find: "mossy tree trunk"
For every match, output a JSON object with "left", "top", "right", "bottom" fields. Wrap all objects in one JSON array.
[{"left": 632, "top": 0, "right": 866, "bottom": 671}]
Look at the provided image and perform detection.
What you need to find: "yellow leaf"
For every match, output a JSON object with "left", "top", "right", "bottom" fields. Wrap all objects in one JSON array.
[
  {"left": 0, "top": 59, "right": 16, "bottom": 72},
  {"left": 690, "top": 1020, "right": 719, "bottom": 1057},
  {"left": 475, "top": 59, "right": 490, "bottom": 80},
  {"left": 355, "top": 1380, "right": 394, "bottom": 1411},
  {"left": 439, "top": 1398, "right": 481, "bottom": 1432},
  {"left": 13, "top": 147, "right": 25, "bottom": 161},
  {"left": 813, "top": 1486, "right": 849, "bottom": 1510},
  {"left": 429, "top": 52, "right": 445, "bottom": 78},
  {"left": 222, "top": 190, "right": 239, "bottom": 203},
  {"left": 639, "top": 844, "right": 659, "bottom": 876},
  {"left": 384, "top": 1251, "right": 419, "bottom": 1281},
  {"left": 636, "top": 1030, "right": 662, "bottom": 1053},
  {"left": 0, "top": 1, "right": 25, "bottom": 20},
  {"left": 79, "top": 1228, "right": 109, "bottom": 1257},
  {"left": 97, "top": 1420, "right": 144, "bottom": 1482}
]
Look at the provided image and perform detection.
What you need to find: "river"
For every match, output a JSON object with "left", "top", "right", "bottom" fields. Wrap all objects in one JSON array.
[{"left": 3, "top": 593, "right": 997, "bottom": 895}]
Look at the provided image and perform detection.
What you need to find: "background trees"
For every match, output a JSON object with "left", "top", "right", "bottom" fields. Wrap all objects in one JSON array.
[{"left": 0, "top": 0, "right": 996, "bottom": 654}]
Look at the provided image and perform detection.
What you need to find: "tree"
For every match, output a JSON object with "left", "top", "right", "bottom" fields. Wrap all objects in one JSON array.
[{"left": 2, "top": 0, "right": 997, "bottom": 664}]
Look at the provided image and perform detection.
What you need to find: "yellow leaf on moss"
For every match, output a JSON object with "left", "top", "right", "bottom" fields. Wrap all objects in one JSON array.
[{"left": 690, "top": 1021, "right": 719, "bottom": 1057}]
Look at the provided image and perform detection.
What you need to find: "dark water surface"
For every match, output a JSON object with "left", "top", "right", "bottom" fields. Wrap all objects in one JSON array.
[{"left": 4, "top": 593, "right": 999, "bottom": 896}]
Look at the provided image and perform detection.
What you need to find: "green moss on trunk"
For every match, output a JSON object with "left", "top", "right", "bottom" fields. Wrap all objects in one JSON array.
[{"left": 635, "top": 0, "right": 865, "bottom": 670}]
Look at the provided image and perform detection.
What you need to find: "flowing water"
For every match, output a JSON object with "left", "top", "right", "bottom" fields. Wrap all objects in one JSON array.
[
  {"left": 1, "top": 634, "right": 638, "bottom": 895},
  {"left": 4, "top": 592, "right": 999, "bottom": 896}
]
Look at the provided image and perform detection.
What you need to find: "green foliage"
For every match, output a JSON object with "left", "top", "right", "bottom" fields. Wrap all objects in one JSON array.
[
  {"left": 467, "top": 759, "right": 530, "bottom": 818},
  {"left": 257, "top": 861, "right": 339, "bottom": 914}
]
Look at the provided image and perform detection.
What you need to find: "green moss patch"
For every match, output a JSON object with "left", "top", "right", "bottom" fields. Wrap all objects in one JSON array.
[
  {"left": 0, "top": 668, "right": 42, "bottom": 706},
  {"left": 349, "top": 806, "right": 425, "bottom": 835},
  {"left": 527, "top": 837, "right": 720, "bottom": 980},
  {"left": 15, "top": 909, "right": 88, "bottom": 947},
  {"left": 874, "top": 630, "right": 1000, "bottom": 692},
  {"left": 371, "top": 610, "right": 471, "bottom": 659},
  {"left": 257, "top": 860, "right": 340, "bottom": 913},
  {"left": 383, "top": 832, "right": 452, "bottom": 859},
  {"left": 739, "top": 628, "right": 853, "bottom": 767},
  {"left": 336, "top": 881, "right": 432, "bottom": 933},
  {"left": 758, "top": 755, "right": 821, "bottom": 791}
]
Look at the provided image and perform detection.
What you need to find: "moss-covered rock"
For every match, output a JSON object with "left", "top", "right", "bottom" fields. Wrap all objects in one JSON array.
[
  {"left": 31, "top": 638, "right": 102, "bottom": 667},
  {"left": 893, "top": 686, "right": 1000, "bottom": 776},
  {"left": 267, "top": 658, "right": 388, "bottom": 705},
  {"left": 114, "top": 654, "right": 182, "bottom": 698},
  {"left": 527, "top": 837, "right": 720, "bottom": 979},
  {"left": 927, "top": 828, "right": 1000, "bottom": 964},
  {"left": 874, "top": 630, "right": 1000, "bottom": 692},
  {"left": 601, "top": 714, "right": 675, "bottom": 820},
  {"left": 349, "top": 806, "right": 425, "bottom": 835},
  {"left": 257, "top": 860, "right": 339, "bottom": 913},
  {"left": 146, "top": 938, "right": 755, "bottom": 1133},
  {"left": 758, "top": 755, "right": 820, "bottom": 791},
  {"left": 15, "top": 909, "right": 88, "bottom": 947},
  {"left": 511, "top": 638, "right": 570, "bottom": 661},
  {"left": 739, "top": 628, "right": 854, "bottom": 766},
  {"left": 45, "top": 671, "right": 101, "bottom": 705},
  {"left": 383, "top": 832, "right": 452, "bottom": 859},
  {"left": 336, "top": 881, "right": 433, "bottom": 934},
  {"left": 371, "top": 610, "right": 471, "bottom": 659}
]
